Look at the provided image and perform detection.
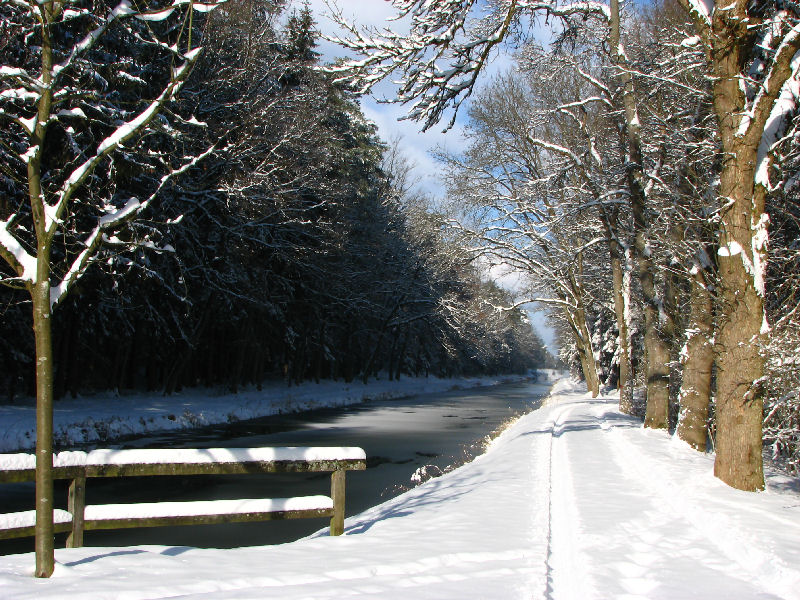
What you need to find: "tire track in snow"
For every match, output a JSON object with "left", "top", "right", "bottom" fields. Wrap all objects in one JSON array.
[
  {"left": 540, "top": 403, "right": 557, "bottom": 600},
  {"left": 542, "top": 395, "right": 781, "bottom": 599},
  {"left": 544, "top": 400, "right": 595, "bottom": 600},
  {"left": 597, "top": 402, "right": 800, "bottom": 600}
]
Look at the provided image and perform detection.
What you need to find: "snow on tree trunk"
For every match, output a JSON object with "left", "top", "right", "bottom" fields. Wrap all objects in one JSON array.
[
  {"left": 676, "top": 0, "right": 800, "bottom": 493},
  {"left": 0, "top": 0, "right": 223, "bottom": 576},
  {"left": 610, "top": 0, "right": 670, "bottom": 427},
  {"left": 697, "top": 0, "right": 794, "bottom": 491},
  {"left": 677, "top": 265, "right": 713, "bottom": 451},
  {"left": 566, "top": 301, "right": 601, "bottom": 398},
  {"left": 631, "top": 132, "right": 670, "bottom": 429},
  {"left": 605, "top": 216, "right": 633, "bottom": 413},
  {"left": 714, "top": 147, "right": 766, "bottom": 490}
]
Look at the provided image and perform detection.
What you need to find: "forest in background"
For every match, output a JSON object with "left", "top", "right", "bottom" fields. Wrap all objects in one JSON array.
[
  {"left": 441, "top": 1, "right": 800, "bottom": 475},
  {"left": 0, "top": 1, "right": 548, "bottom": 403},
  {"left": 2, "top": 0, "right": 798, "bottom": 482},
  {"left": 326, "top": 0, "right": 800, "bottom": 481}
]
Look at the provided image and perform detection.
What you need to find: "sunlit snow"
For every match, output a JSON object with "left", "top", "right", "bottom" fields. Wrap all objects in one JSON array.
[
  {"left": 0, "top": 375, "right": 532, "bottom": 453},
  {"left": 1, "top": 379, "right": 798, "bottom": 599}
]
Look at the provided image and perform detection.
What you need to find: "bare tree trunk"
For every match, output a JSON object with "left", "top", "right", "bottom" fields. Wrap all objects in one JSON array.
[
  {"left": 560, "top": 255, "right": 600, "bottom": 397},
  {"left": 714, "top": 149, "right": 766, "bottom": 490},
  {"left": 611, "top": 250, "right": 633, "bottom": 412},
  {"left": 603, "top": 211, "right": 633, "bottom": 412},
  {"left": 32, "top": 265, "right": 55, "bottom": 579},
  {"left": 677, "top": 263, "right": 713, "bottom": 450},
  {"left": 705, "top": 8, "right": 767, "bottom": 491},
  {"left": 610, "top": 0, "right": 670, "bottom": 427},
  {"left": 631, "top": 151, "right": 670, "bottom": 428},
  {"left": 30, "top": 15, "right": 55, "bottom": 576},
  {"left": 566, "top": 304, "right": 600, "bottom": 397},
  {"left": 641, "top": 307, "right": 671, "bottom": 428},
  {"left": 664, "top": 253, "right": 680, "bottom": 410},
  {"left": 578, "top": 333, "right": 601, "bottom": 398}
]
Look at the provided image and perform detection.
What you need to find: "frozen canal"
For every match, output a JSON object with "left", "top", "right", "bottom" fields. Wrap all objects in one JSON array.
[{"left": 0, "top": 379, "right": 551, "bottom": 553}]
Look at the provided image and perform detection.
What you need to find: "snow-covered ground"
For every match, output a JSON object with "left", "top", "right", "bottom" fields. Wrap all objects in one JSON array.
[
  {"left": 2, "top": 378, "right": 799, "bottom": 599},
  {"left": 0, "top": 373, "right": 553, "bottom": 453}
]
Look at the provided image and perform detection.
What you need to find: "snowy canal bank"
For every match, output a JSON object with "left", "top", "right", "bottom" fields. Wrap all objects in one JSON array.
[
  {"left": 2, "top": 379, "right": 799, "bottom": 599},
  {"left": 0, "top": 374, "right": 554, "bottom": 454},
  {"left": 1, "top": 378, "right": 552, "bottom": 553}
]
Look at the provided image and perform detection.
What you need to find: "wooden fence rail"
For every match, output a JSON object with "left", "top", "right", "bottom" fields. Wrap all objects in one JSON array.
[{"left": 0, "top": 447, "right": 366, "bottom": 547}]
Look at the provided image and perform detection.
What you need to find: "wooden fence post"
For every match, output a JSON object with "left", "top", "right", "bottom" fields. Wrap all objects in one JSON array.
[
  {"left": 330, "top": 469, "right": 345, "bottom": 536},
  {"left": 66, "top": 475, "right": 86, "bottom": 548}
]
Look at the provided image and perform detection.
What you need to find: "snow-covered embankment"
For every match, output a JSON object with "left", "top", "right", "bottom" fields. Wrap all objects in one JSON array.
[
  {"left": 1, "top": 378, "right": 799, "bottom": 599},
  {"left": 0, "top": 373, "right": 557, "bottom": 453}
]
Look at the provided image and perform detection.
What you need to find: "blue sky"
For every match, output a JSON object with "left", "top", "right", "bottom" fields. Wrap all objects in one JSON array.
[
  {"left": 302, "top": 0, "right": 466, "bottom": 197},
  {"left": 301, "top": 0, "right": 537, "bottom": 196},
  {"left": 297, "top": 0, "right": 559, "bottom": 355}
]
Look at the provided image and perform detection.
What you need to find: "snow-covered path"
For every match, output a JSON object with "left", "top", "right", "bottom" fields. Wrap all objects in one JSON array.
[
  {"left": 1, "top": 380, "right": 799, "bottom": 599},
  {"left": 544, "top": 391, "right": 800, "bottom": 600}
]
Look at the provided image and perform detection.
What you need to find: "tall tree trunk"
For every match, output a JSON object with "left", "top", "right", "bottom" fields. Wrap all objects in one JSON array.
[
  {"left": 639, "top": 257, "right": 672, "bottom": 428},
  {"left": 603, "top": 210, "right": 633, "bottom": 413},
  {"left": 394, "top": 329, "right": 410, "bottom": 380},
  {"left": 714, "top": 149, "right": 766, "bottom": 490},
  {"left": 577, "top": 336, "right": 601, "bottom": 399},
  {"left": 566, "top": 304, "right": 600, "bottom": 397},
  {"left": 562, "top": 256, "right": 600, "bottom": 397},
  {"left": 664, "top": 253, "right": 680, "bottom": 411},
  {"left": 610, "top": 0, "right": 670, "bottom": 427},
  {"left": 30, "top": 12, "right": 55, "bottom": 576},
  {"left": 677, "top": 262, "right": 714, "bottom": 451},
  {"left": 361, "top": 296, "right": 406, "bottom": 384},
  {"left": 32, "top": 264, "right": 55, "bottom": 578},
  {"left": 706, "top": 6, "right": 767, "bottom": 491},
  {"left": 611, "top": 247, "right": 633, "bottom": 412}
]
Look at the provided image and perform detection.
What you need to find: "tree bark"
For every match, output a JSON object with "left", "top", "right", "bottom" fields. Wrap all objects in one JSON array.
[
  {"left": 30, "top": 7, "right": 55, "bottom": 576},
  {"left": 713, "top": 147, "right": 766, "bottom": 490},
  {"left": 664, "top": 251, "right": 681, "bottom": 410},
  {"left": 559, "top": 254, "right": 600, "bottom": 397},
  {"left": 706, "top": 5, "right": 767, "bottom": 491},
  {"left": 677, "top": 264, "right": 713, "bottom": 451},
  {"left": 32, "top": 269, "right": 55, "bottom": 578},
  {"left": 610, "top": 0, "right": 670, "bottom": 427},
  {"left": 565, "top": 303, "right": 600, "bottom": 397},
  {"left": 603, "top": 210, "right": 633, "bottom": 413}
]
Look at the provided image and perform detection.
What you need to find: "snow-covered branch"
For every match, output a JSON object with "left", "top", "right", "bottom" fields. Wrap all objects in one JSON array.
[
  {"left": 49, "top": 144, "right": 217, "bottom": 308},
  {"left": 326, "top": 0, "right": 610, "bottom": 130},
  {"left": 0, "top": 217, "right": 37, "bottom": 284},
  {"left": 46, "top": 50, "right": 201, "bottom": 241}
]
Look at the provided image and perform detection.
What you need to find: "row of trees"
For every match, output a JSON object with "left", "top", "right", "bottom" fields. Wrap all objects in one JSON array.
[
  {"left": 0, "top": 0, "right": 546, "bottom": 401},
  {"left": 0, "top": 0, "right": 546, "bottom": 577},
  {"left": 330, "top": 0, "right": 800, "bottom": 490}
]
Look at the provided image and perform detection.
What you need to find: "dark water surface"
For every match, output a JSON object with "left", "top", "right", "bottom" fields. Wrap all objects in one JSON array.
[{"left": 0, "top": 379, "right": 550, "bottom": 554}]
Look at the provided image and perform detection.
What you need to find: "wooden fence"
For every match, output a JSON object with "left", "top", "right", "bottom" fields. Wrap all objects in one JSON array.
[{"left": 0, "top": 447, "right": 366, "bottom": 547}]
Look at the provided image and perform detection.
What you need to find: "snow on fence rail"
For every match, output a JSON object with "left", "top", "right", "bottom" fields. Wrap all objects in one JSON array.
[{"left": 0, "top": 446, "right": 366, "bottom": 546}]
